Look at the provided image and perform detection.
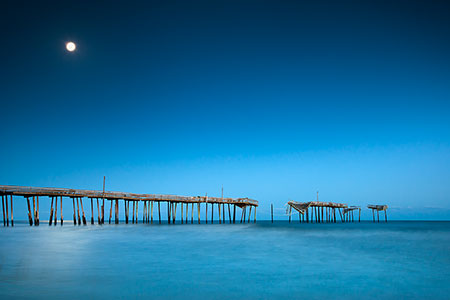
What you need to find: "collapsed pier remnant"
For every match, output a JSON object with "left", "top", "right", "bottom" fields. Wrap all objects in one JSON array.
[
  {"left": 287, "top": 201, "right": 350, "bottom": 223},
  {"left": 368, "top": 204, "right": 388, "bottom": 222},
  {"left": 0, "top": 185, "right": 258, "bottom": 226}
]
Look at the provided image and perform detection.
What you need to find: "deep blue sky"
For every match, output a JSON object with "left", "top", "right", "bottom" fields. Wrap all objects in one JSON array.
[{"left": 1, "top": 0, "right": 450, "bottom": 220}]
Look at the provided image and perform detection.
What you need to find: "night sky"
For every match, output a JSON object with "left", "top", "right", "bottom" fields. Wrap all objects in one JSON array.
[{"left": 1, "top": 0, "right": 450, "bottom": 219}]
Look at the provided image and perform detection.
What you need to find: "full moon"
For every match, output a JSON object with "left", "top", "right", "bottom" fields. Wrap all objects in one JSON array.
[{"left": 66, "top": 42, "right": 76, "bottom": 52}]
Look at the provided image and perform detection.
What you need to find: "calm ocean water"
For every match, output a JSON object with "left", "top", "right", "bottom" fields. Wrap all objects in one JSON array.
[{"left": 0, "top": 221, "right": 449, "bottom": 299}]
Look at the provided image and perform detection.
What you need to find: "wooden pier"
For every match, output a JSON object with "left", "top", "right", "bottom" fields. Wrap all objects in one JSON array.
[
  {"left": 0, "top": 185, "right": 258, "bottom": 226},
  {"left": 368, "top": 204, "right": 388, "bottom": 222},
  {"left": 287, "top": 201, "right": 363, "bottom": 223}
]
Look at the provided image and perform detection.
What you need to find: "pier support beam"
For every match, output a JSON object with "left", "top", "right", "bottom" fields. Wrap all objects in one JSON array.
[
  {"left": 80, "top": 198, "right": 87, "bottom": 225},
  {"left": 50, "top": 197, "right": 54, "bottom": 225},
  {"left": 158, "top": 202, "right": 161, "bottom": 224},
  {"left": 54, "top": 196, "right": 58, "bottom": 226},
  {"left": 91, "top": 198, "right": 94, "bottom": 225},
  {"left": 2, "top": 195, "right": 5, "bottom": 226},
  {"left": 10, "top": 195, "right": 13, "bottom": 226},
  {"left": 72, "top": 198, "right": 76, "bottom": 225},
  {"left": 27, "top": 197, "right": 33, "bottom": 226}
]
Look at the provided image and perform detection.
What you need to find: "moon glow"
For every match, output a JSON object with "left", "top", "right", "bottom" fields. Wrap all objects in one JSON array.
[{"left": 66, "top": 42, "right": 76, "bottom": 52}]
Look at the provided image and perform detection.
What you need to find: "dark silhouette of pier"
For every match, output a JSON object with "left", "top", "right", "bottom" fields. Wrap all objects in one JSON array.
[{"left": 1, "top": 185, "right": 258, "bottom": 226}]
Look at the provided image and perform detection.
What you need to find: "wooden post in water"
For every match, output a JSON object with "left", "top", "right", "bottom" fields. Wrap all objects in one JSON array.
[
  {"left": 115, "top": 199, "right": 119, "bottom": 224},
  {"left": 377, "top": 210, "right": 379, "bottom": 223},
  {"left": 158, "top": 201, "right": 161, "bottom": 224},
  {"left": 167, "top": 201, "right": 171, "bottom": 224},
  {"left": 125, "top": 200, "right": 128, "bottom": 224},
  {"left": 5, "top": 194, "right": 9, "bottom": 226},
  {"left": 109, "top": 199, "right": 113, "bottom": 224},
  {"left": 191, "top": 203, "right": 194, "bottom": 224},
  {"left": 49, "top": 197, "right": 54, "bottom": 225},
  {"left": 32, "top": 196, "right": 36, "bottom": 225},
  {"left": 101, "top": 199, "right": 104, "bottom": 224},
  {"left": 218, "top": 203, "right": 221, "bottom": 224},
  {"left": 359, "top": 208, "right": 361, "bottom": 222},
  {"left": 228, "top": 204, "right": 231, "bottom": 224},
  {"left": 54, "top": 196, "right": 58, "bottom": 225},
  {"left": 72, "top": 198, "right": 76, "bottom": 225},
  {"left": 271, "top": 204, "right": 273, "bottom": 223},
  {"left": 76, "top": 197, "right": 81, "bottom": 225},
  {"left": 205, "top": 202, "right": 208, "bottom": 224},
  {"left": 173, "top": 202, "right": 177, "bottom": 224},
  {"left": 289, "top": 205, "right": 292, "bottom": 223},
  {"left": 80, "top": 198, "right": 87, "bottom": 225},
  {"left": 385, "top": 209, "right": 387, "bottom": 222},
  {"left": 185, "top": 203, "right": 188, "bottom": 223},
  {"left": 248, "top": 206, "right": 252, "bottom": 223},
  {"left": 306, "top": 207, "right": 309, "bottom": 223},
  {"left": 143, "top": 201, "right": 147, "bottom": 223},
  {"left": 10, "top": 195, "right": 13, "bottom": 226},
  {"left": 372, "top": 209, "right": 375, "bottom": 222},
  {"left": 97, "top": 198, "right": 101, "bottom": 224},
  {"left": 233, "top": 205, "right": 236, "bottom": 224},
  {"left": 181, "top": 202, "right": 184, "bottom": 224},
  {"left": 254, "top": 206, "right": 256, "bottom": 223},
  {"left": 37, "top": 196, "right": 41, "bottom": 225},
  {"left": 151, "top": 201, "right": 154, "bottom": 224},
  {"left": 91, "top": 198, "right": 94, "bottom": 224},
  {"left": 132, "top": 201, "right": 136, "bottom": 224},
  {"left": 197, "top": 203, "right": 200, "bottom": 224},
  {"left": 211, "top": 202, "right": 214, "bottom": 224},
  {"left": 27, "top": 197, "right": 33, "bottom": 226},
  {"left": 1, "top": 195, "right": 4, "bottom": 226}
]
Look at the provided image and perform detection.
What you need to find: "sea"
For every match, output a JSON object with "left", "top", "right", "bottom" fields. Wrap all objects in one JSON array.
[{"left": 0, "top": 221, "right": 449, "bottom": 299}]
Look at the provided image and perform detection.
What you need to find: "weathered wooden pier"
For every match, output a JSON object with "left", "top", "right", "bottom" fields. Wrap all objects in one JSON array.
[
  {"left": 368, "top": 204, "right": 388, "bottom": 222},
  {"left": 287, "top": 201, "right": 387, "bottom": 223},
  {"left": 0, "top": 185, "right": 258, "bottom": 226},
  {"left": 287, "top": 201, "right": 352, "bottom": 223}
]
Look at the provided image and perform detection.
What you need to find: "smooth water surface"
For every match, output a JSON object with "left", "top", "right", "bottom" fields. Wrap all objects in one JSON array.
[{"left": 1, "top": 221, "right": 449, "bottom": 299}]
